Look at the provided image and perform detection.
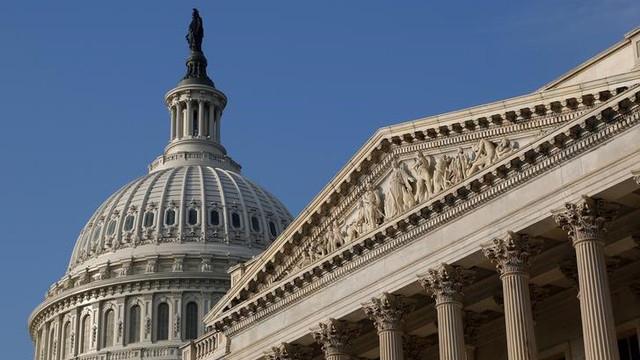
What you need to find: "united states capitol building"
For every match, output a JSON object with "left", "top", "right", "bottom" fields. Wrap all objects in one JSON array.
[{"left": 30, "top": 10, "right": 640, "bottom": 360}]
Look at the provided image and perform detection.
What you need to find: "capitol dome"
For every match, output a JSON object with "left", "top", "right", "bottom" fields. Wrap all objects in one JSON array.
[
  {"left": 68, "top": 164, "right": 291, "bottom": 275},
  {"left": 29, "top": 9, "right": 292, "bottom": 360}
]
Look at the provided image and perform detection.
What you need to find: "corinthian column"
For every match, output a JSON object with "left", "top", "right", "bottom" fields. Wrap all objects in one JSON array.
[
  {"left": 553, "top": 196, "right": 619, "bottom": 360},
  {"left": 363, "top": 292, "right": 415, "bottom": 360},
  {"left": 264, "top": 342, "right": 313, "bottom": 360},
  {"left": 483, "top": 231, "right": 539, "bottom": 360},
  {"left": 312, "top": 318, "right": 361, "bottom": 360},
  {"left": 418, "top": 264, "right": 472, "bottom": 360}
]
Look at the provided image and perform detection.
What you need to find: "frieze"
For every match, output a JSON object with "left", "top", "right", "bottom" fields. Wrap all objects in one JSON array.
[{"left": 209, "top": 86, "right": 640, "bottom": 335}]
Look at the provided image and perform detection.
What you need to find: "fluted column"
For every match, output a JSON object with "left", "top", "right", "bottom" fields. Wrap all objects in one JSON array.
[
  {"left": 264, "top": 342, "right": 313, "bottom": 360},
  {"left": 418, "top": 264, "right": 472, "bottom": 360},
  {"left": 312, "top": 318, "right": 361, "bottom": 360},
  {"left": 185, "top": 100, "right": 193, "bottom": 136},
  {"left": 215, "top": 107, "right": 221, "bottom": 142},
  {"left": 208, "top": 103, "right": 215, "bottom": 139},
  {"left": 483, "top": 231, "right": 539, "bottom": 360},
  {"left": 175, "top": 102, "right": 184, "bottom": 139},
  {"left": 170, "top": 105, "right": 176, "bottom": 140},
  {"left": 553, "top": 196, "right": 620, "bottom": 360},
  {"left": 197, "top": 100, "right": 205, "bottom": 137},
  {"left": 363, "top": 292, "right": 414, "bottom": 360}
]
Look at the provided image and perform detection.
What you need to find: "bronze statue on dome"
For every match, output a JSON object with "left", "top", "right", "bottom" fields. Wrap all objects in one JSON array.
[{"left": 186, "top": 8, "right": 204, "bottom": 52}]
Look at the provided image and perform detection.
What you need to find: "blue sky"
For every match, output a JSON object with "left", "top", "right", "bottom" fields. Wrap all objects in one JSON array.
[{"left": 0, "top": 0, "right": 638, "bottom": 356}]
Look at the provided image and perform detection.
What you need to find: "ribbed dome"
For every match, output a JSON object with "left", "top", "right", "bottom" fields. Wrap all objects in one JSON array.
[{"left": 68, "top": 165, "right": 292, "bottom": 274}]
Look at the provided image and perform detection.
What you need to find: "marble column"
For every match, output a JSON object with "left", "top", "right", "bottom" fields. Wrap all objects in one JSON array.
[
  {"left": 553, "top": 196, "right": 620, "bottom": 360},
  {"left": 483, "top": 231, "right": 539, "bottom": 360},
  {"left": 170, "top": 105, "right": 176, "bottom": 141},
  {"left": 208, "top": 103, "right": 215, "bottom": 139},
  {"left": 264, "top": 342, "right": 313, "bottom": 360},
  {"left": 197, "top": 100, "right": 205, "bottom": 137},
  {"left": 185, "top": 100, "right": 193, "bottom": 136},
  {"left": 363, "top": 292, "right": 414, "bottom": 360},
  {"left": 175, "top": 102, "right": 183, "bottom": 139},
  {"left": 312, "top": 318, "right": 361, "bottom": 360},
  {"left": 418, "top": 264, "right": 472, "bottom": 360}
]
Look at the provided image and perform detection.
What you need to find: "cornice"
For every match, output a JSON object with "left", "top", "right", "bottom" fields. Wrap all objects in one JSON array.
[
  {"left": 206, "top": 85, "right": 640, "bottom": 334},
  {"left": 206, "top": 78, "right": 639, "bottom": 323}
]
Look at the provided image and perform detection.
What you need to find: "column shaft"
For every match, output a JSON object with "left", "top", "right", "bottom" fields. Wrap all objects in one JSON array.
[
  {"left": 575, "top": 239, "right": 619, "bottom": 360},
  {"left": 176, "top": 102, "right": 183, "bottom": 139},
  {"left": 208, "top": 103, "right": 215, "bottom": 139},
  {"left": 436, "top": 298, "right": 466, "bottom": 360},
  {"left": 215, "top": 108, "right": 221, "bottom": 142},
  {"left": 197, "top": 100, "right": 205, "bottom": 137},
  {"left": 170, "top": 106, "right": 176, "bottom": 140},
  {"left": 501, "top": 272, "right": 537, "bottom": 360},
  {"left": 185, "top": 101, "right": 193, "bottom": 136}
]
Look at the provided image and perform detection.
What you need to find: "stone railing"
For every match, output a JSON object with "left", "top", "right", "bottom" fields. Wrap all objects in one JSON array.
[
  {"left": 72, "top": 345, "right": 179, "bottom": 360},
  {"left": 181, "top": 332, "right": 217, "bottom": 360}
]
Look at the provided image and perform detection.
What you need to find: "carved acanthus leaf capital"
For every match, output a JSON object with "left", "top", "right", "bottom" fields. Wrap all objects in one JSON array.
[
  {"left": 264, "top": 343, "right": 314, "bottom": 360},
  {"left": 483, "top": 232, "right": 540, "bottom": 275},
  {"left": 418, "top": 264, "right": 473, "bottom": 304},
  {"left": 552, "top": 196, "right": 617, "bottom": 244},
  {"left": 311, "top": 318, "right": 361, "bottom": 356},
  {"left": 363, "top": 292, "right": 415, "bottom": 332}
]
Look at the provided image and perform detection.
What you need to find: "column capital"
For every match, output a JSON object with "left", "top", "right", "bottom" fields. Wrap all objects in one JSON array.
[
  {"left": 264, "top": 343, "right": 314, "bottom": 360},
  {"left": 632, "top": 170, "right": 640, "bottom": 185},
  {"left": 418, "top": 263, "right": 473, "bottom": 304},
  {"left": 483, "top": 231, "right": 540, "bottom": 276},
  {"left": 552, "top": 195, "right": 617, "bottom": 245},
  {"left": 311, "top": 318, "right": 361, "bottom": 356},
  {"left": 362, "top": 292, "right": 415, "bottom": 332}
]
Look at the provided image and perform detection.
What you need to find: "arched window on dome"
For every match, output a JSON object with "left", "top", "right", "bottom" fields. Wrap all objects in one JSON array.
[
  {"left": 128, "top": 305, "right": 141, "bottom": 344},
  {"left": 61, "top": 321, "right": 70, "bottom": 359},
  {"left": 251, "top": 216, "right": 260, "bottom": 232},
  {"left": 143, "top": 211, "right": 155, "bottom": 228},
  {"left": 231, "top": 212, "right": 242, "bottom": 229},
  {"left": 156, "top": 303, "right": 169, "bottom": 341},
  {"left": 48, "top": 325, "right": 56, "bottom": 360},
  {"left": 185, "top": 302, "right": 198, "bottom": 340},
  {"left": 106, "top": 219, "right": 117, "bottom": 236},
  {"left": 269, "top": 221, "right": 278, "bottom": 238},
  {"left": 102, "top": 309, "right": 114, "bottom": 348},
  {"left": 187, "top": 208, "right": 199, "bottom": 226},
  {"left": 165, "top": 209, "right": 176, "bottom": 226},
  {"left": 80, "top": 314, "right": 91, "bottom": 353},
  {"left": 123, "top": 214, "right": 135, "bottom": 232},
  {"left": 209, "top": 209, "right": 220, "bottom": 226}
]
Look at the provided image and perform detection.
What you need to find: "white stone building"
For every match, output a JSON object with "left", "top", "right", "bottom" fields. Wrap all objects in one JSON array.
[
  {"left": 28, "top": 10, "right": 293, "bottom": 360},
  {"left": 183, "top": 28, "right": 640, "bottom": 360}
]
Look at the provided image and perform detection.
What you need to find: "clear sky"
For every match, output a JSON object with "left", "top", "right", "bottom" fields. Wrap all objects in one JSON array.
[{"left": 0, "top": 0, "right": 638, "bottom": 356}]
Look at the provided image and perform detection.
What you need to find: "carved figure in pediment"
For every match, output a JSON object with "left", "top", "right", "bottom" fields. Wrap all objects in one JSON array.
[
  {"left": 413, "top": 152, "right": 434, "bottom": 203},
  {"left": 386, "top": 160, "right": 416, "bottom": 219},
  {"left": 496, "top": 138, "right": 515, "bottom": 159},
  {"left": 362, "top": 185, "right": 384, "bottom": 232},
  {"left": 448, "top": 148, "right": 470, "bottom": 185},
  {"left": 328, "top": 220, "right": 345, "bottom": 249},
  {"left": 433, "top": 155, "right": 451, "bottom": 194},
  {"left": 345, "top": 222, "right": 359, "bottom": 242},
  {"left": 466, "top": 138, "right": 516, "bottom": 176}
]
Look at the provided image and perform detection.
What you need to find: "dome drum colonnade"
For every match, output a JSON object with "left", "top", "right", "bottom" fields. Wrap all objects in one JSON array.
[{"left": 29, "top": 9, "right": 293, "bottom": 360}]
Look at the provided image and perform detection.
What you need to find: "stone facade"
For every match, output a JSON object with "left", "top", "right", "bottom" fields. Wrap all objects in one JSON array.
[{"left": 184, "top": 27, "right": 640, "bottom": 360}]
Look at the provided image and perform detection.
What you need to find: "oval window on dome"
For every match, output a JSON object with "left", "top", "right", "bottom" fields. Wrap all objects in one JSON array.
[
  {"left": 209, "top": 209, "right": 220, "bottom": 226},
  {"left": 165, "top": 209, "right": 176, "bottom": 226},
  {"left": 231, "top": 212, "right": 241, "bottom": 229},
  {"left": 123, "top": 215, "right": 135, "bottom": 231},
  {"left": 269, "top": 221, "right": 277, "bottom": 237},
  {"left": 106, "top": 220, "right": 117, "bottom": 236},
  {"left": 187, "top": 208, "right": 198, "bottom": 226},
  {"left": 143, "top": 211, "right": 155, "bottom": 228},
  {"left": 251, "top": 216, "right": 260, "bottom": 232}
]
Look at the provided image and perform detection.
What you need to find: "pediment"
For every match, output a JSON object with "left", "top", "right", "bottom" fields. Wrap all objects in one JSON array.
[
  {"left": 204, "top": 73, "right": 640, "bottom": 326},
  {"left": 540, "top": 27, "right": 640, "bottom": 91}
]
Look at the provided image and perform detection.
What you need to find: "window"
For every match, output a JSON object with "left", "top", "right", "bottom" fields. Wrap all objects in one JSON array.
[
  {"left": 619, "top": 333, "right": 640, "bottom": 360},
  {"left": 143, "top": 211, "right": 155, "bottom": 228},
  {"left": 48, "top": 327, "right": 56, "bottom": 360},
  {"left": 165, "top": 209, "right": 176, "bottom": 226},
  {"left": 231, "top": 212, "right": 241, "bottom": 229},
  {"left": 209, "top": 209, "right": 220, "bottom": 226},
  {"left": 61, "top": 322, "right": 70, "bottom": 359},
  {"left": 128, "top": 305, "right": 141, "bottom": 344},
  {"left": 185, "top": 302, "right": 198, "bottom": 340},
  {"left": 106, "top": 220, "right": 117, "bottom": 236},
  {"left": 187, "top": 208, "right": 198, "bottom": 226},
  {"left": 192, "top": 110, "right": 199, "bottom": 136},
  {"left": 269, "top": 221, "right": 277, "bottom": 237},
  {"left": 102, "top": 309, "right": 114, "bottom": 347},
  {"left": 80, "top": 315, "right": 91, "bottom": 353},
  {"left": 124, "top": 215, "right": 135, "bottom": 231},
  {"left": 251, "top": 216, "right": 260, "bottom": 232},
  {"left": 92, "top": 225, "right": 102, "bottom": 242},
  {"left": 157, "top": 303, "right": 169, "bottom": 341}
]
